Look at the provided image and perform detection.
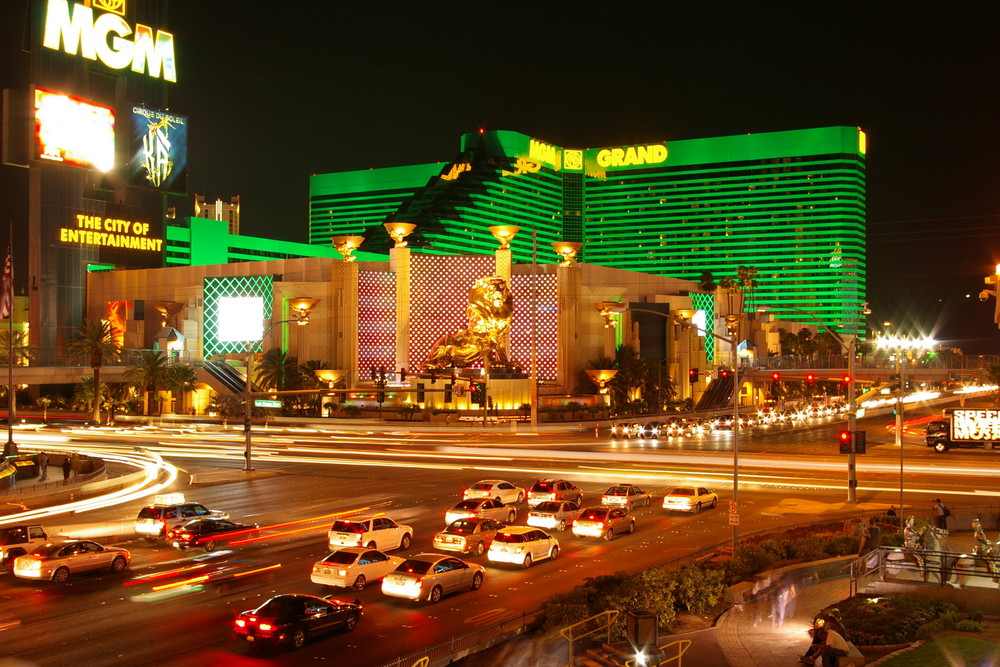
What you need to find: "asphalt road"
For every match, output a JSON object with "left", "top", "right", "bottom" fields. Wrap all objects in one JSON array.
[{"left": 2, "top": 399, "right": 998, "bottom": 666}]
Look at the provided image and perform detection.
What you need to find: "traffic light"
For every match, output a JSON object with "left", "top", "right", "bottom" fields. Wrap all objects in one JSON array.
[
  {"left": 471, "top": 382, "right": 486, "bottom": 405},
  {"left": 719, "top": 369, "right": 730, "bottom": 379},
  {"left": 370, "top": 367, "right": 377, "bottom": 381},
  {"left": 400, "top": 368, "right": 407, "bottom": 380},
  {"left": 838, "top": 429, "right": 852, "bottom": 454},
  {"left": 806, "top": 373, "right": 816, "bottom": 384},
  {"left": 444, "top": 384, "right": 453, "bottom": 403},
  {"left": 688, "top": 368, "right": 699, "bottom": 384},
  {"left": 842, "top": 374, "right": 852, "bottom": 385},
  {"left": 430, "top": 370, "right": 437, "bottom": 382},
  {"left": 771, "top": 372, "right": 781, "bottom": 383}
]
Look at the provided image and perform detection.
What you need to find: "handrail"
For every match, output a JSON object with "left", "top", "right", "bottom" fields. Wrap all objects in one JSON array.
[
  {"left": 625, "top": 639, "right": 692, "bottom": 667},
  {"left": 559, "top": 610, "right": 620, "bottom": 666}
]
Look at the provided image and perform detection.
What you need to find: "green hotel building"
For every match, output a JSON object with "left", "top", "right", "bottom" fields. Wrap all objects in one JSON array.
[{"left": 308, "top": 126, "right": 866, "bottom": 332}]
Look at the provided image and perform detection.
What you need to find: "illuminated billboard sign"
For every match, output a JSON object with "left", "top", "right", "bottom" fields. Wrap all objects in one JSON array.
[
  {"left": 42, "top": 0, "right": 177, "bottom": 82},
  {"left": 34, "top": 88, "right": 115, "bottom": 171},
  {"left": 128, "top": 105, "right": 187, "bottom": 192},
  {"left": 950, "top": 409, "right": 1000, "bottom": 442},
  {"left": 203, "top": 276, "right": 274, "bottom": 357}
]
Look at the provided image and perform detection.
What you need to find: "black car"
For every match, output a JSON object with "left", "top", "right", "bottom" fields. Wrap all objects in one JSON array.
[
  {"left": 234, "top": 594, "right": 362, "bottom": 649},
  {"left": 166, "top": 518, "right": 259, "bottom": 552}
]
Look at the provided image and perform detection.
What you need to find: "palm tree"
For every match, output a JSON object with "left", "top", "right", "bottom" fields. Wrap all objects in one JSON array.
[
  {"left": 72, "top": 376, "right": 105, "bottom": 414},
  {"left": 207, "top": 391, "right": 244, "bottom": 426},
  {"left": 254, "top": 348, "right": 300, "bottom": 391},
  {"left": 35, "top": 396, "right": 52, "bottom": 421},
  {"left": 123, "top": 350, "right": 171, "bottom": 415},
  {"left": 66, "top": 319, "right": 122, "bottom": 423},
  {"left": 164, "top": 364, "right": 199, "bottom": 415},
  {"left": 297, "top": 359, "right": 333, "bottom": 416},
  {"left": 0, "top": 331, "right": 36, "bottom": 366}
]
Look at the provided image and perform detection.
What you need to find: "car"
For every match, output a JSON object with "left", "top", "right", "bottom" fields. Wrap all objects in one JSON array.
[
  {"left": 527, "top": 479, "right": 583, "bottom": 507},
  {"left": 166, "top": 518, "right": 260, "bottom": 552},
  {"left": 526, "top": 500, "right": 583, "bottom": 532},
  {"left": 311, "top": 547, "right": 404, "bottom": 591},
  {"left": 0, "top": 524, "right": 48, "bottom": 568},
  {"left": 12, "top": 539, "right": 132, "bottom": 583},
  {"left": 133, "top": 493, "right": 228, "bottom": 540},
  {"left": 487, "top": 526, "right": 559, "bottom": 568},
  {"left": 662, "top": 487, "right": 719, "bottom": 513},
  {"left": 445, "top": 498, "right": 517, "bottom": 525},
  {"left": 381, "top": 553, "right": 485, "bottom": 603},
  {"left": 327, "top": 515, "right": 412, "bottom": 552},
  {"left": 433, "top": 518, "right": 506, "bottom": 556},
  {"left": 463, "top": 480, "right": 525, "bottom": 505},
  {"left": 636, "top": 422, "right": 663, "bottom": 438},
  {"left": 710, "top": 414, "right": 734, "bottom": 430},
  {"left": 609, "top": 422, "right": 641, "bottom": 438},
  {"left": 601, "top": 484, "right": 653, "bottom": 510},
  {"left": 234, "top": 593, "right": 361, "bottom": 649},
  {"left": 572, "top": 507, "right": 635, "bottom": 541}
]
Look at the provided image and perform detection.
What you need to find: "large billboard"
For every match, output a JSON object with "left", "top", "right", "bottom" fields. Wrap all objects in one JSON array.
[
  {"left": 128, "top": 105, "right": 187, "bottom": 193},
  {"left": 34, "top": 88, "right": 115, "bottom": 171}
]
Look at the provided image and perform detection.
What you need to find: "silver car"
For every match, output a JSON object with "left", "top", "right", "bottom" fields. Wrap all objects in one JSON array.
[
  {"left": 527, "top": 500, "right": 583, "bottom": 532},
  {"left": 13, "top": 540, "right": 132, "bottom": 583},
  {"left": 571, "top": 507, "right": 636, "bottom": 541},
  {"left": 381, "top": 553, "right": 485, "bottom": 603},
  {"left": 445, "top": 499, "right": 516, "bottom": 525}
]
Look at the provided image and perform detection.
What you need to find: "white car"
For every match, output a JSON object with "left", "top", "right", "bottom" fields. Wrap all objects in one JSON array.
[
  {"left": 487, "top": 526, "right": 559, "bottom": 568},
  {"left": 13, "top": 540, "right": 132, "bottom": 583},
  {"left": 662, "top": 487, "right": 719, "bottom": 513},
  {"left": 463, "top": 480, "right": 525, "bottom": 505},
  {"left": 527, "top": 500, "right": 583, "bottom": 532},
  {"left": 600, "top": 484, "right": 653, "bottom": 511},
  {"left": 327, "top": 515, "right": 413, "bottom": 551},
  {"left": 311, "top": 547, "right": 404, "bottom": 591},
  {"left": 133, "top": 494, "right": 228, "bottom": 541},
  {"left": 381, "top": 553, "right": 485, "bottom": 603},
  {"left": 445, "top": 498, "right": 516, "bottom": 525}
]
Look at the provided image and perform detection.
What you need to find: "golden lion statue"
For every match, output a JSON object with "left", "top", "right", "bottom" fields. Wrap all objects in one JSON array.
[{"left": 424, "top": 276, "right": 514, "bottom": 369}]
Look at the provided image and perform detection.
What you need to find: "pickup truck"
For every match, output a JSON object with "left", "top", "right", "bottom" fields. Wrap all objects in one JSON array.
[
  {"left": 926, "top": 408, "right": 1000, "bottom": 453},
  {"left": 0, "top": 525, "right": 48, "bottom": 567}
]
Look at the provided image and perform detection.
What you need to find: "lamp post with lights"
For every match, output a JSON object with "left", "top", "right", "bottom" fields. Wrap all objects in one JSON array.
[
  {"left": 243, "top": 298, "right": 319, "bottom": 471},
  {"left": 875, "top": 333, "right": 937, "bottom": 513}
]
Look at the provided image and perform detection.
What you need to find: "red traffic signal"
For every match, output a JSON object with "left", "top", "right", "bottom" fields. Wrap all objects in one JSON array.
[
  {"left": 771, "top": 372, "right": 781, "bottom": 382},
  {"left": 838, "top": 429, "right": 852, "bottom": 453},
  {"left": 719, "top": 369, "right": 730, "bottom": 379},
  {"left": 842, "top": 374, "right": 852, "bottom": 384},
  {"left": 688, "top": 368, "right": 699, "bottom": 383},
  {"left": 806, "top": 373, "right": 816, "bottom": 384}
]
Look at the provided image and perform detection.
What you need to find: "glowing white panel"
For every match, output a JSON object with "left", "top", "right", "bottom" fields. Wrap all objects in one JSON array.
[
  {"left": 692, "top": 310, "right": 707, "bottom": 337},
  {"left": 34, "top": 88, "right": 115, "bottom": 171},
  {"left": 218, "top": 297, "right": 263, "bottom": 342}
]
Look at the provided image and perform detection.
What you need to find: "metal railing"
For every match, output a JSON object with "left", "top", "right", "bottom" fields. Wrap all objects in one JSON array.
[{"left": 559, "top": 610, "right": 620, "bottom": 666}]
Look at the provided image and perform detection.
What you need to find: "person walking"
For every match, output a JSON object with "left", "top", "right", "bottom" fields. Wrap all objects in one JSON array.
[
  {"left": 932, "top": 498, "right": 948, "bottom": 530},
  {"left": 37, "top": 451, "right": 48, "bottom": 481},
  {"left": 62, "top": 457, "right": 72, "bottom": 482}
]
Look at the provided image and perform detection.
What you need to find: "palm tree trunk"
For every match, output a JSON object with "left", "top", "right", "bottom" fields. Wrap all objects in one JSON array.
[{"left": 92, "top": 366, "right": 101, "bottom": 423}]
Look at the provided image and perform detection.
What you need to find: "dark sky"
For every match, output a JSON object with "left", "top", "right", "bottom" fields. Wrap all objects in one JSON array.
[{"left": 164, "top": 3, "right": 1000, "bottom": 352}]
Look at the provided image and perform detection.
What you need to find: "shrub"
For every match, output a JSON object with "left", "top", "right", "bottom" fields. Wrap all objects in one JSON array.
[
  {"left": 671, "top": 562, "right": 727, "bottom": 612},
  {"left": 823, "top": 534, "right": 860, "bottom": 556},
  {"left": 791, "top": 535, "right": 830, "bottom": 561},
  {"left": 828, "top": 596, "right": 957, "bottom": 646},
  {"left": 880, "top": 531, "right": 905, "bottom": 547},
  {"left": 955, "top": 619, "right": 984, "bottom": 632},
  {"left": 728, "top": 543, "right": 778, "bottom": 583}
]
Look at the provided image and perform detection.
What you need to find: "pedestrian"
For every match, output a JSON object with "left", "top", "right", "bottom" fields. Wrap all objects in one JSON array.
[
  {"left": 885, "top": 506, "right": 897, "bottom": 517},
  {"left": 932, "top": 498, "right": 948, "bottom": 530},
  {"left": 37, "top": 451, "right": 48, "bottom": 481},
  {"left": 859, "top": 518, "right": 881, "bottom": 556},
  {"left": 62, "top": 457, "right": 71, "bottom": 482}
]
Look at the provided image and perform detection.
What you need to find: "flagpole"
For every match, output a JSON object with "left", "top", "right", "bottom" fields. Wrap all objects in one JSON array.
[{"left": 5, "top": 224, "right": 14, "bottom": 457}]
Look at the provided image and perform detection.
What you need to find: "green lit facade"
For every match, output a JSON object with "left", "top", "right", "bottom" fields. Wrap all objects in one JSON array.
[{"left": 309, "top": 126, "right": 866, "bottom": 331}]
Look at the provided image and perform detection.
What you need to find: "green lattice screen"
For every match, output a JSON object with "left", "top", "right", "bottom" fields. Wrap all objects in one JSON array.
[
  {"left": 691, "top": 292, "right": 716, "bottom": 363},
  {"left": 203, "top": 275, "right": 274, "bottom": 356}
]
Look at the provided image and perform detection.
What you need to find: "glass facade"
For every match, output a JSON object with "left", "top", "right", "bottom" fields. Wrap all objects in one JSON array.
[{"left": 308, "top": 127, "right": 865, "bottom": 334}]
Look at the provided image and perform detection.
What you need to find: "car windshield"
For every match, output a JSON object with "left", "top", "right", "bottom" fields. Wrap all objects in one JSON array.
[
  {"left": 0, "top": 527, "right": 26, "bottom": 545},
  {"left": 331, "top": 521, "right": 365, "bottom": 533},
  {"left": 926, "top": 422, "right": 947, "bottom": 434},
  {"left": 396, "top": 560, "right": 433, "bottom": 575},
  {"left": 670, "top": 488, "right": 695, "bottom": 496},
  {"left": 321, "top": 551, "right": 358, "bottom": 565},
  {"left": 533, "top": 502, "right": 561, "bottom": 512},
  {"left": 579, "top": 510, "right": 608, "bottom": 521},
  {"left": 445, "top": 520, "right": 479, "bottom": 534},
  {"left": 531, "top": 481, "right": 555, "bottom": 492},
  {"left": 494, "top": 532, "right": 526, "bottom": 543},
  {"left": 452, "top": 500, "right": 480, "bottom": 511}
]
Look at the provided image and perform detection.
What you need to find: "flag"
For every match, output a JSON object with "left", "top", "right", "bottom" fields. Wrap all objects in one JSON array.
[{"left": 0, "top": 247, "right": 11, "bottom": 320}]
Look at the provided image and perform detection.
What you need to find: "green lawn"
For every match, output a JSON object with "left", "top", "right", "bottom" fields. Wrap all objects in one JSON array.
[{"left": 878, "top": 636, "right": 1000, "bottom": 666}]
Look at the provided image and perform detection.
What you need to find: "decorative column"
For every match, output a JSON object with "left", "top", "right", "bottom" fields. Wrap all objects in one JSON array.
[
  {"left": 385, "top": 223, "right": 416, "bottom": 378},
  {"left": 553, "top": 242, "right": 582, "bottom": 394},
  {"left": 596, "top": 302, "right": 626, "bottom": 359},
  {"left": 489, "top": 226, "right": 519, "bottom": 361},
  {"left": 331, "top": 236, "right": 364, "bottom": 388},
  {"left": 672, "top": 309, "right": 697, "bottom": 404}
]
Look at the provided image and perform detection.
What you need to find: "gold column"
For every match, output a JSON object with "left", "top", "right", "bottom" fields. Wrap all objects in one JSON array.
[
  {"left": 385, "top": 223, "right": 416, "bottom": 376},
  {"left": 490, "top": 226, "right": 519, "bottom": 362},
  {"left": 331, "top": 259, "right": 360, "bottom": 389}
]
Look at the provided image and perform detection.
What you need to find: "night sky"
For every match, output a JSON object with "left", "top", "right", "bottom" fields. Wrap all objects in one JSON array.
[{"left": 133, "top": 5, "right": 1000, "bottom": 352}]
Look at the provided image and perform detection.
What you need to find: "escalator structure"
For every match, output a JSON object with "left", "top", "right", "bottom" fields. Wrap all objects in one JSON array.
[
  {"left": 196, "top": 361, "right": 263, "bottom": 396},
  {"left": 695, "top": 373, "right": 735, "bottom": 412}
]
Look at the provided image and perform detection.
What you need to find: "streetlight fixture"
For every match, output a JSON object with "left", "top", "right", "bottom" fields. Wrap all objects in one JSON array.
[
  {"left": 244, "top": 298, "right": 320, "bottom": 471},
  {"left": 875, "top": 333, "right": 936, "bottom": 513}
]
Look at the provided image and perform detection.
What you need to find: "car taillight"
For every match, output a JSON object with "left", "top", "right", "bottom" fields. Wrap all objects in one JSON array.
[
  {"left": 354, "top": 535, "right": 362, "bottom": 546},
  {"left": 337, "top": 568, "right": 348, "bottom": 576},
  {"left": 258, "top": 622, "right": 273, "bottom": 632},
  {"left": 156, "top": 521, "right": 165, "bottom": 531},
  {"left": 235, "top": 619, "right": 246, "bottom": 627},
  {"left": 180, "top": 533, "right": 191, "bottom": 540}
]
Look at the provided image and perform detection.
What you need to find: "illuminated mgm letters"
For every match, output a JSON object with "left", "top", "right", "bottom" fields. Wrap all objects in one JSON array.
[{"left": 43, "top": 0, "right": 177, "bottom": 82}]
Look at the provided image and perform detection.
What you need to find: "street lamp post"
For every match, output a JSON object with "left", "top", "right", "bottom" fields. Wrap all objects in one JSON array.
[{"left": 244, "top": 299, "right": 319, "bottom": 471}]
